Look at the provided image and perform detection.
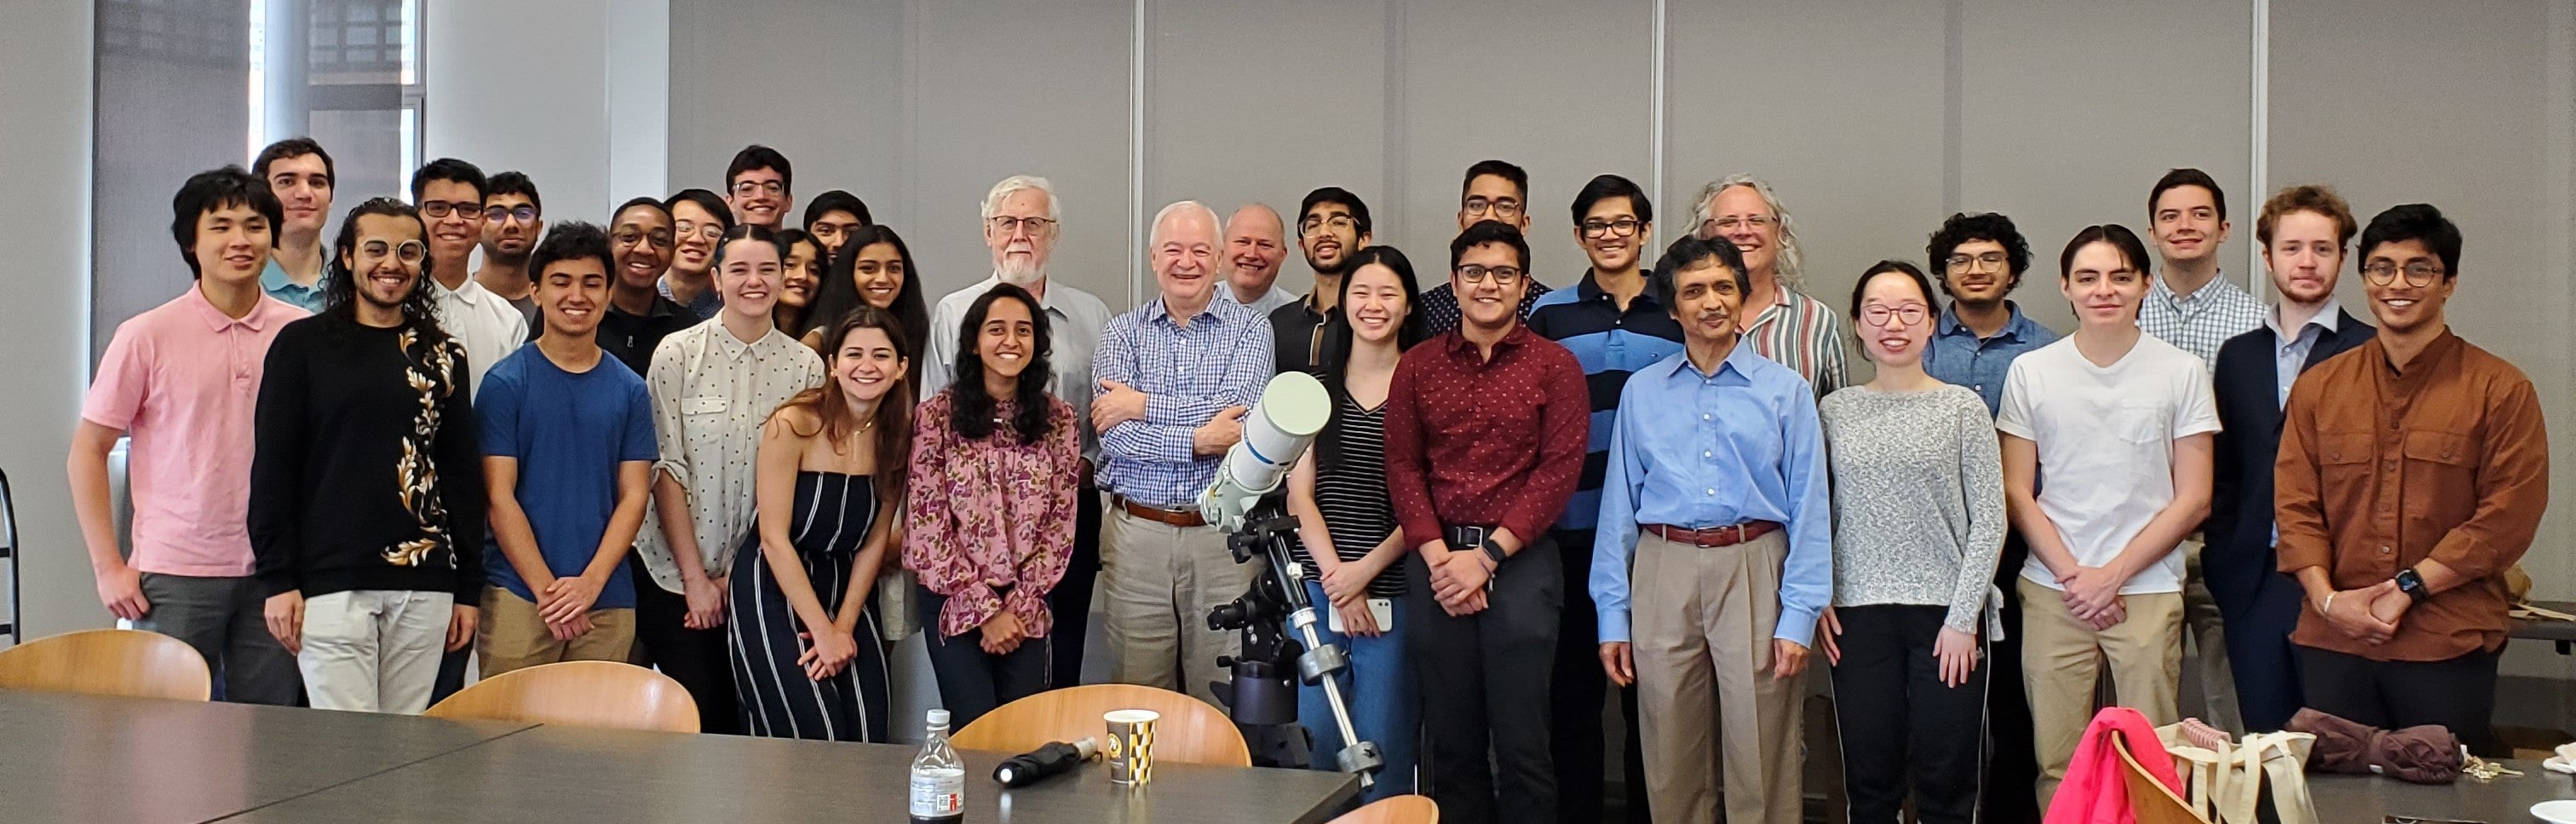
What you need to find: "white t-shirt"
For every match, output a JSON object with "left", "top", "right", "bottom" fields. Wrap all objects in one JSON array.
[{"left": 1995, "top": 333, "right": 2218, "bottom": 595}]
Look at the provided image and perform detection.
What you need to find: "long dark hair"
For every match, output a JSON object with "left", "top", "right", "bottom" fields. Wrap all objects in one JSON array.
[
  {"left": 809, "top": 225, "right": 931, "bottom": 368},
  {"left": 773, "top": 228, "right": 823, "bottom": 335},
  {"left": 322, "top": 197, "right": 446, "bottom": 343},
  {"left": 949, "top": 284, "right": 1055, "bottom": 446},
  {"left": 778, "top": 307, "right": 912, "bottom": 508},
  {"left": 1314, "top": 245, "right": 1425, "bottom": 465}
]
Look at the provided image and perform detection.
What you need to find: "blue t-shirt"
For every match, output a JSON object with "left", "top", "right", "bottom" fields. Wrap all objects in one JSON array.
[{"left": 475, "top": 345, "right": 658, "bottom": 608}]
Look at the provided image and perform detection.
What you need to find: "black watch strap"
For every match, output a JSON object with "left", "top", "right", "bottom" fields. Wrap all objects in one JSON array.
[
  {"left": 2395, "top": 568, "right": 2430, "bottom": 603},
  {"left": 1481, "top": 543, "right": 1509, "bottom": 566}
]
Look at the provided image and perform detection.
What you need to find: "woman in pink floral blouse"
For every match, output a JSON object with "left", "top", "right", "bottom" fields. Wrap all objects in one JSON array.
[{"left": 903, "top": 284, "right": 1081, "bottom": 727}]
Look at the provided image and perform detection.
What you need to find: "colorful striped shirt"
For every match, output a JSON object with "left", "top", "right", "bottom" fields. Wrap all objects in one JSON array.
[
  {"left": 1524, "top": 271, "right": 1684, "bottom": 532},
  {"left": 1741, "top": 285, "right": 1849, "bottom": 400},
  {"left": 1092, "top": 296, "right": 1276, "bottom": 510}
]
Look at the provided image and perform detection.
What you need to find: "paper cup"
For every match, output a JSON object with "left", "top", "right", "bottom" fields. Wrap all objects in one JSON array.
[{"left": 1104, "top": 709, "right": 1160, "bottom": 785}]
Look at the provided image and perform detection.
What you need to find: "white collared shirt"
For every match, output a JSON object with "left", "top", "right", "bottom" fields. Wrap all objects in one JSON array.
[
  {"left": 925, "top": 274, "right": 1114, "bottom": 464},
  {"left": 631, "top": 319, "right": 825, "bottom": 591},
  {"left": 430, "top": 276, "right": 530, "bottom": 397}
]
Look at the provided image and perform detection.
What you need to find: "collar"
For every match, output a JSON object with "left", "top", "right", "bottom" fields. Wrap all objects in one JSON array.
[
  {"left": 978, "top": 274, "right": 1077, "bottom": 320},
  {"left": 2264, "top": 297, "right": 2343, "bottom": 341},
  {"left": 1440, "top": 322, "right": 1533, "bottom": 356},
  {"left": 1574, "top": 268, "right": 1656, "bottom": 308},
  {"left": 1147, "top": 295, "right": 1223, "bottom": 328},
  {"left": 2373, "top": 327, "right": 2458, "bottom": 379},
  {"left": 434, "top": 276, "right": 486, "bottom": 305},
  {"left": 2153, "top": 272, "right": 2240, "bottom": 306},
  {"left": 259, "top": 259, "right": 303, "bottom": 293},
  {"left": 1936, "top": 301, "right": 2038, "bottom": 341},
  {"left": 707, "top": 318, "right": 762, "bottom": 360},
  {"left": 1661, "top": 337, "right": 1762, "bottom": 382},
  {"left": 183, "top": 284, "right": 275, "bottom": 332}
]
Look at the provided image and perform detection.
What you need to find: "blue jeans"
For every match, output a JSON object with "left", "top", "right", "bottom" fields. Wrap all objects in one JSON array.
[{"left": 1295, "top": 579, "right": 1419, "bottom": 800}]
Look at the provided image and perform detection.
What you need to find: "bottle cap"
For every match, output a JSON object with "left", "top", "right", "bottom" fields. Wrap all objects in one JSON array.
[{"left": 927, "top": 709, "right": 952, "bottom": 726}]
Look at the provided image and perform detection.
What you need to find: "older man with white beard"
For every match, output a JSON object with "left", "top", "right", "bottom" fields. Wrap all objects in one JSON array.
[{"left": 927, "top": 175, "right": 1116, "bottom": 687}]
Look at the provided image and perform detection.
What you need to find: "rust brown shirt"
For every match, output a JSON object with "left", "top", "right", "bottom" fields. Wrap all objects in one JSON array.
[{"left": 2275, "top": 330, "right": 2548, "bottom": 661}]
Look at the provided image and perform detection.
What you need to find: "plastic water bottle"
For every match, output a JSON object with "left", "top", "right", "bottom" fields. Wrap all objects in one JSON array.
[{"left": 910, "top": 709, "right": 966, "bottom": 823}]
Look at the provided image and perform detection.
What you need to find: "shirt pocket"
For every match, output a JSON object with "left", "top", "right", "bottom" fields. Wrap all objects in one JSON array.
[
  {"left": 2399, "top": 429, "right": 2476, "bottom": 526},
  {"left": 2314, "top": 430, "right": 2377, "bottom": 497},
  {"left": 2111, "top": 400, "right": 2167, "bottom": 445}
]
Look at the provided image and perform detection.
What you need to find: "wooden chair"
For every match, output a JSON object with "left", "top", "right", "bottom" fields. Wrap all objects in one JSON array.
[
  {"left": 423, "top": 660, "right": 698, "bottom": 733},
  {"left": 0, "top": 628, "right": 210, "bottom": 700},
  {"left": 1327, "top": 794, "right": 1438, "bottom": 824},
  {"left": 2115, "top": 735, "right": 2210, "bottom": 824},
  {"left": 952, "top": 683, "right": 1251, "bottom": 767}
]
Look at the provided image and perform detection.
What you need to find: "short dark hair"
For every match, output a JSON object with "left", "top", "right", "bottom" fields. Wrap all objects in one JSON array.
[
  {"left": 2356, "top": 204, "right": 2463, "bottom": 279},
  {"left": 1298, "top": 187, "right": 1373, "bottom": 238},
  {"left": 2255, "top": 184, "right": 2358, "bottom": 248},
  {"left": 727, "top": 144, "right": 793, "bottom": 192},
  {"left": 409, "top": 158, "right": 488, "bottom": 203},
  {"left": 1650, "top": 234, "right": 1748, "bottom": 309},
  {"left": 251, "top": 137, "right": 334, "bottom": 187},
  {"left": 2059, "top": 223, "right": 2154, "bottom": 279},
  {"left": 1462, "top": 159, "right": 1529, "bottom": 202},
  {"left": 2148, "top": 167, "right": 2227, "bottom": 222},
  {"left": 1926, "top": 211, "right": 2033, "bottom": 296},
  {"left": 1450, "top": 220, "right": 1532, "bottom": 272},
  {"left": 171, "top": 165, "right": 285, "bottom": 279},
  {"left": 485, "top": 170, "right": 541, "bottom": 212},
  {"left": 1570, "top": 174, "right": 1653, "bottom": 226},
  {"left": 1849, "top": 260, "right": 1938, "bottom": 322},
  {"left": 527, "top": 221, "right": 612, "bottom": 286},
  {"left": 666, "top": 188, "right": 735, "bottom": 231},
  {"left": 803, "top": 189, "right": 872, "bottom": 229},
  {"left": 612, "top": 196, "right": 670, "bottom": 224}
]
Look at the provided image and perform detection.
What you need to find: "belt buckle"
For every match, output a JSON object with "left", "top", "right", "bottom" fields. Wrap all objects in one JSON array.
[{"left": 1457, "top": 525, "right": 1486, "bottom": 548}]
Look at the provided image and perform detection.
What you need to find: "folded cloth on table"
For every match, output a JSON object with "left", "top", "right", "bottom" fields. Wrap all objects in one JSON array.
[
  {"left": 2284, "top": 708, "right": 2463, "bottom": 784},
  {"left": 2545, "top": 742, "right": 2576, "bottom": 775}
]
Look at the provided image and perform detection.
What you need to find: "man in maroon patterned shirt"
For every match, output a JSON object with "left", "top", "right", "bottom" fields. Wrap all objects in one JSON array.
[{"left": 1383, "top": 220, "right": 1590, "bottom": 824}]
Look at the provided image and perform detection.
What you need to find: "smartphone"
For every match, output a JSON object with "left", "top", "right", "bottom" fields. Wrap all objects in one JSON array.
[{"left": 1328, "top": 598, "right": 1398, "bottom": 634}]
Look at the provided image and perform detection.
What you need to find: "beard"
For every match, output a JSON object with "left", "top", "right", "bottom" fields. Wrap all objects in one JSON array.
[{"left": 997, "top": 256, "right": 1044, "bottom": 286}]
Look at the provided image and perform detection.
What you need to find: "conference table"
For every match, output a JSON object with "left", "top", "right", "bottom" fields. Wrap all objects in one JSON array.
[
  {"left": 2309, "top": 759, "right": 2576, "bottom": 821},
  {"left": 0, "top": 690, "right": 1359, "bottom": 824}
]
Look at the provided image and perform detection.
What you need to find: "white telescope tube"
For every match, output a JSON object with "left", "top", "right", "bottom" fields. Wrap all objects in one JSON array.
[{"left": 1199, "top": 372, "right": 1332, "bottom": 532}]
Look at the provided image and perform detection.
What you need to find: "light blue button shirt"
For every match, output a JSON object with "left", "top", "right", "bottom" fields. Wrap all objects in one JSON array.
[
  {"left": 259, "top": 258, "right": 328, "bottom": 313},
  {"left": 2264, "top": 298, "right": 2340, "bottom": 545},
  {"left": 1923, "top": 301, "right": 2058, "bottom": 416},
  {"left": 1591, "top": 343, "right": 1831, "bottom": 646}
]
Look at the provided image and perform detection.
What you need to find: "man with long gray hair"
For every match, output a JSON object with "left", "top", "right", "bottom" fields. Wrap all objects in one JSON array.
[{"left": 1691, "top": 175, "right": 1849, "bottom": 398}]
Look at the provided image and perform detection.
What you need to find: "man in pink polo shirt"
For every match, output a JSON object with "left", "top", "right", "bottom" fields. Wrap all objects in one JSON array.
[{"left": 68, "top": 167, "right": 310, "bottom": 704}]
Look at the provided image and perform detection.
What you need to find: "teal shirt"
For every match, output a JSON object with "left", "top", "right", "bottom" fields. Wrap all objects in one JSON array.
[{"left": 260, "top": 259, "right": 328, "bottom": 313}]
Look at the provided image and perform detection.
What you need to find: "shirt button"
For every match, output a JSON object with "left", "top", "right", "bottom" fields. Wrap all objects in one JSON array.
[
  {"left": 1701, "top": 413, "right": 1711, "bottom": 421},
  {"left": 1704, "top": 451, "right": 1713, "bottom": 458},
  {"left": 1705, "top": 488, "right": 1716, "bottom": 496},
  {"left": 2378, "top": 545, "right": 2393, "bottom": 555}
]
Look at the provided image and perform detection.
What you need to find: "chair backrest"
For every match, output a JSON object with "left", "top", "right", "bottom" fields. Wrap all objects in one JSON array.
[
  {"left": 952, "top": 683, "right": 1251, "bottom": 767},
  {"left": 1328, "top": 794, "right": 1439, "bottom": 824},
  {"left": 0, "top": 628, "right": 210, "bottom": 700},
  {"left": 423, "top": 661, "right": 698, "bottom": 732},
  {"left": 2116, "top": 735, "right": 2210, "bottom": 824}
]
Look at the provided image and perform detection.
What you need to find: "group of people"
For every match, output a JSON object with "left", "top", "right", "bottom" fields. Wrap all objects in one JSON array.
[{"left": 70, "top": 135, "right": 2545, "bottom": 824}]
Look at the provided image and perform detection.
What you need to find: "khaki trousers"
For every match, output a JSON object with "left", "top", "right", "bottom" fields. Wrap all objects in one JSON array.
[
  {"left": 476, "top": 586, "right": 637, "bottom": 678},
  {"left": 2019, "top": 576, "right": 2183, "bottom": 810},
  {"left": 1101, "top": 509, "right": 1254, "bottom": 707},
  {"left": 1634, "top": 530, "right": 1802, "bottom": 824}
]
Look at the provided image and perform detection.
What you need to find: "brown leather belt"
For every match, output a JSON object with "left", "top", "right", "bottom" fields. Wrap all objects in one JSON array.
[
  {"left": 1645, "top": 521, "right": 1782, "bottom": 548},
  {"left": 1116, "top": 496, "right": 1207, "bottom": 528}
]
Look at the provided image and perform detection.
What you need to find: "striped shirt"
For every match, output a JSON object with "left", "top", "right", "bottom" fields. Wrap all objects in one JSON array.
[
  {"left": 2136, "top": 273, "right": 2265, "bottom": 369},
  {"left": 1297, "top": 393, "right": 1406, "bottom": 597},
  {"left": 1093, "top": 296, "right": 1275, "bottom": 510},
  {"left": 1524, "top": 271, "right": 1684, "bottom": 531},
  {"left": 1742, "top": 285, "right": 1849, "bottom": 400},
  {"left": 1417, "top": 279, "right": 1554, "bottom": 336}
]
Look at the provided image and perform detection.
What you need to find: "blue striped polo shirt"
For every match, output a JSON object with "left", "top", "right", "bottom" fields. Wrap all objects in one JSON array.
[{"left": 1524, "top": 269, "right": 1685, "bottom": 532}]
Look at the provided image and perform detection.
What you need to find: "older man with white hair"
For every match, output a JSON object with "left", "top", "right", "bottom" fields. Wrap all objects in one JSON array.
[
  {"left": 1091, "top": 200, "right": 1277, "bottom": 706},
  {"left": 927, "top": 175, "right": 1116, "bottom": 689},
  {"left": 1692, "top": 175, "right": 1850, "bottom": 398},
  {"left": 1213, "top": 203, "right": 1297, "bottom": 316}
]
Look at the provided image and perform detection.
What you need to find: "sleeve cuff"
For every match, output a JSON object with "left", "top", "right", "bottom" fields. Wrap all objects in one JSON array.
[
  {"left": 1774, "top": 605, "right": 1820, "bottom": 647},
  {"left": 1597, "top": 608, "right": 1630, "bottom": 643}
]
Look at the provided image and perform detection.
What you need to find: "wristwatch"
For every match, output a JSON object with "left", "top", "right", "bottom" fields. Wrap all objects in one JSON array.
[
  {"left": 1481, "top": 543, "right": 1509, "bottom": 568},
  {"left": 2394, "top": 568, "right": 2430, "bottom": 603}
]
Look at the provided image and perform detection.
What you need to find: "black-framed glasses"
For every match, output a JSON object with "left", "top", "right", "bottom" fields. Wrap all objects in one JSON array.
[
  {"left": 417, "top": 199, "right": 480, "bottom": 219},
  {"left": 1299, "top": 214, "right": 1356, "bottom": 234},
  {"left": 482, "top": 205, "right": 538, "bottom": 224},
  {"left": 1860, "top": 303, "right": 1929, "bottom": 328},
  {"left": 1945, "top": 251, "right": 2008, "bottom": 272},
  {"left": 988, "top": 216, "right": 1056, "bottom": 236},
  {"left": 358, "top": 239, "right": 428, "bottom": 263},
  {"left": 2360, "top": 261, "right": 2443, "bottom": 287},
  {"left": 612, "top": 228, "right": 674, "bottom": 250},
  {"left": 1580, "top": 218, "right": 1642, "bottom": 239},
  {"left": 730, "top": 180, "right": 785, "bottom": 198},
  {"left": 1462, "top": 198, "right": 1521, "bottom": 219},
  {"left": 1455, "top": 264, "right": 1523, "bottom": 285}
]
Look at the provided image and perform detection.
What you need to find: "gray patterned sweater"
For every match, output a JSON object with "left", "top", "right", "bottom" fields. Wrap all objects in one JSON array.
[{"left": 1818, "top": 383, "right": 2007, "bottom": 633}]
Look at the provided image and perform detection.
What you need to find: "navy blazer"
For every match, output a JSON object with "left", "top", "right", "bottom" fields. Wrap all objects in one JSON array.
[{"left": 2202, "top": 308, "right": 2376, "bottom": 606}]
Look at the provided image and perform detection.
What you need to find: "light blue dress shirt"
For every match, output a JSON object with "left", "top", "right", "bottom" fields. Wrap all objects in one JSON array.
[
  {"left": 1923, "top": 301, "right": 2058, "bottom": 416},
  {"left": 259, "top": 258, "right": 328, "bottom": 313},
  {"left": 1590, "top": 343, "right": 1831, "bottom": 647}
]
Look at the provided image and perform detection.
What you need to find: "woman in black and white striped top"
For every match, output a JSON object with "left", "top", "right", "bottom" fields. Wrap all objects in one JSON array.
[{"left": 1282, "top": 245, "right": 1426, "bottom": 800}]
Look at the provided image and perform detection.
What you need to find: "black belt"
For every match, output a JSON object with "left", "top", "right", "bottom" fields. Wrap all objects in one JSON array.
[{"left": 1444, "top": 525, "right": 1498, "bottom": 550}]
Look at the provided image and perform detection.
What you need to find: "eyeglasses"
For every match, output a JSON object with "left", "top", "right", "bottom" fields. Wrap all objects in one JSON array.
[
  {"left": 1455, "top": 264, "right": 1523, "bottom": 285},
  {"left": 1580, "top": 218, "right": 1642, "bottom": 239},
  {"left": 1945, "top": 251, "right": 2008, "bottom": 272},
  {"left": 1861, "top": 303, "right": 1929, "bottom": 328},
  {"left": 612, "top": 229, "right": 675, "bottom": 250},
  {"left": 730, "top": 180, "right": 785, "bottom": 198},
  {"left": 358, "top": 239, "right": 428, "bottom": 263},
  {"left": 1299, "top": 215, "right": 1356, "bottom": 234},
  {"left": 1705, "top": 215, "right": 1774, "bottom": 233},
  {"left": 671, "top": 222, "right": 725, "bottom": 242},
  {"left": 2361, "top": 261, "right": 2443, "bottom": 287},
  {"left": 417, "top": 199, "right": 481, "bottom": 219},
  {"left": 1462, "top": 198, "right": 1521, "bottom": 219},
  {"left": 988, "top": 216, "right": 1056, "bottom": 236},
  {"left": 482, "top": 205, "right": 538, "bottom": 224}
]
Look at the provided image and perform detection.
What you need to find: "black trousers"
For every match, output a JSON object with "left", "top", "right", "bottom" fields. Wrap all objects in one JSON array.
[
  {"left": 920, "top": 586, "right": 1053, "bottom": 731},
  {"left": 1047, "top": 482, "right": 1102, "bottom": 689},
  {"left": 1828, "top": 604, "right": 1987, "bottom": 824},
  {"left": 1547, "top": 527, "right": 1650, "bottom": 823},
  {"left": 2211, "top": 555, "right": 2307, "bottom": 732},
  {"left": 1981, "top": 532, "right": 2041, "bottom": 824},
  {"left": 1406, "top": 534, "right": 1561, "bottom": 824},
  {"left": 631, "top": 556, "right": 741, "bottom": 735},
  {"left": 2298, "top": 644, "right": 2502, "bottom": 755}
]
